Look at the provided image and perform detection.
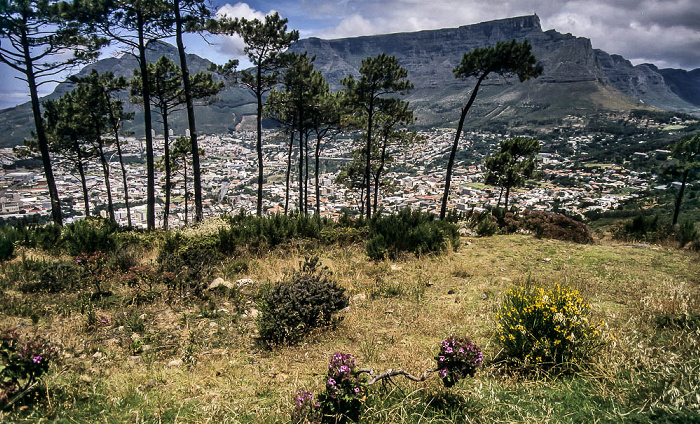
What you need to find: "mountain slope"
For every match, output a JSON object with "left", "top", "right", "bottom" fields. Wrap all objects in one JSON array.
[{"left": 1, "top": 15, "right": 698, "bottom": 148}]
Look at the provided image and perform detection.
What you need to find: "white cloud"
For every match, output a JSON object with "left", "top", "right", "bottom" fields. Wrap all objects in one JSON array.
[
  {"left": 305, "top": 0, "right": 700, "bottom": 69},
  {"left": 216, "top": 2, "right": 270, "bottom": 21},
  {"left": 214, "top": 2, "right": 277, "bottom": 57},
  {"left": 316, "top": 14, "right": 373, "bottom": 39}
]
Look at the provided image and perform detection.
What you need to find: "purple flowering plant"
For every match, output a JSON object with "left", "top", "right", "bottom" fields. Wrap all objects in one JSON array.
[
  {"left": 435, "top": 336, "right": 483, "bottom": 387},
  {"left": 291, "top": 389, "right": 322, "bottom": 424},
  {"left": 1, "top": 327, "right": 56, "bottom": 405},
  {"left": 320, "top": 353, "right": 367, "bottom": 421}
]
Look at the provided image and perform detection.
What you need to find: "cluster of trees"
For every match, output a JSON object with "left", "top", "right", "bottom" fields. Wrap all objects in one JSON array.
[
  {"left": 2, "top": 0, "right": 547, "bottom": 228},
  {"left": 1, "top": 0, "right": 219, "bottom": 229}
]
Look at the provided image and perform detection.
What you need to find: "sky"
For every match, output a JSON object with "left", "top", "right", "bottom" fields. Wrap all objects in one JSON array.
[{"left": 1, "top": 0, "right": 699, "bottom": 110}]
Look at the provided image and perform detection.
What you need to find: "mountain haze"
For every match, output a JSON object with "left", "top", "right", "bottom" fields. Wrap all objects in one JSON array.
[{"left": 1, "top": 15, "right": 698, "bottom": 148}]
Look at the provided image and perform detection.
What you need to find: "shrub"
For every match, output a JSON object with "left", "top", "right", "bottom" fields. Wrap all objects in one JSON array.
[
  {"left": 26, "top": 224, "right": 62, "bottom": 252},
  {"left": 157, "top": 233, "right": 221, "bottom": 297},
  {"left": 74, "top": 251, "right": 112, "bottom": 296},
  {"left": 435, "top": 336, "right": 483, "bottom": 388},
  {"left": 318, "top": 353, "right": 367, "bottom": 423},
  {"left": 62, "top": 217, "right": 119, "bottom": 255},
  {"left": 519, "top": 211, "right": 593, "bottom": 244},
  {"left": 256, "top": 257, "right": 348, "bottom": 345},
  {"left": 0, "top": 327, "right": 56, "bottom": 406},
  {"left": 0, "top": 234, "right": 14, "bottom": 262},
  {"left": 475, "top": 213, "right": 499, "bottom": 237},
  {"left": 677, "top": 220, "right": 699, "bottom": 247},
  {"left": 495, "top": 283, "right": 607, "bottom": 371},
  {"left": 291, "top": 389, "right": 322, "bottom": 424},
  {"left": 612, "top": 214, "right": 671, "bottom": 243},
  {"left": 19, "top": 260, "right": 81, "bottom": 294},
  {"left": 367, "top": 208, "right": 459, "bottom": 260}
]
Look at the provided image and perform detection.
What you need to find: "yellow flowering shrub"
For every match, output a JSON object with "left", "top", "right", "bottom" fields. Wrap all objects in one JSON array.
[{"left": 495, "top": 283, "right": 607, "bottom": 371}]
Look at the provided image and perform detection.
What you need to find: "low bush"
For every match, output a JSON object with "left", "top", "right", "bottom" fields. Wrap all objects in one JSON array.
[
  {"left": 157, "top": 232, "right": 221, "bottom": 297},
  {"left": 318, "top": 353, "right": 367, "bottom": 423},
  {"left": 435, "top": 336, "right": 483, "bottom": 387},
  {"left": 495, "top": 283, "right": 608, "bottom": 372},
  {"left": 677, "top": 220, "right": 699, "bottom": 247},
  {"left": 18, "top": 260, "right": 81, "bottom": 294},
  {"left": 256, "top": 257, "right": 348, "bottom": 346},
  {"left": 611, "top": 214, "right": 673, "bottom": 243},
  {"left": 519, "top": 211, "right": 593, "bottom": 244},
  {"left": 62, "top": 217, "right": 120, "bottom": 255},
  {"left": 366, "top": 208, "right": 459, "bottom": 260},
  {"left": 0, "top": 234, "right": 13, "bottom": 262},
  {"left": 0, "top": 327, "right": 56, "bottom": 407},
  {"left": 293, "top": 353, "right": 367, "bottom": 424}
]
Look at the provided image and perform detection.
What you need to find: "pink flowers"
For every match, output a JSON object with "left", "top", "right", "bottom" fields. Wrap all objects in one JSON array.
[{"left": 435, "top": 336, "right": 482, "bottom": 388}]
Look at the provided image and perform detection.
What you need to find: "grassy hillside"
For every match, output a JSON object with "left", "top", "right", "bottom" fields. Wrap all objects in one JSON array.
[{"left": 0, "top": 224, "right": 699, "bottom": 422}]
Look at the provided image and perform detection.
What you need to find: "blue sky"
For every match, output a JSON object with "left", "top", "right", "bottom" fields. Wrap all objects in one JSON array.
[{"left": 2, "top": 0, "right": 699, "bottom": 110}]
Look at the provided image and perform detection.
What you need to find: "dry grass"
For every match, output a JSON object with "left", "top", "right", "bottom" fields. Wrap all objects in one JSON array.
[{"left": 1, "top": 234, "right": 699, "bottom": 422}]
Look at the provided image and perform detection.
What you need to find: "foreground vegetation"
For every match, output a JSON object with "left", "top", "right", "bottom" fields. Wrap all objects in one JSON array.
[{"left": 0, "top": 214, "right": 698, "bottom": 422}]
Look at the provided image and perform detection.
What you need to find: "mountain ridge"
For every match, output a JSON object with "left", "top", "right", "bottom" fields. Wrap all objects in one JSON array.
[{"left": 0, "top": 15, "right": 698, "bottom": 148}]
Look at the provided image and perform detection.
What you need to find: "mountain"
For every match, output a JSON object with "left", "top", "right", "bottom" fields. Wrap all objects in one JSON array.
[
  {"left": 0, "top": 41, "right": 256, "bottom": 148},
  {"left": 289, "top": 15, "right": 700, "bottom": 127},
  {"left": 1, "top": 15, "right": 699, "bottom": 148}
]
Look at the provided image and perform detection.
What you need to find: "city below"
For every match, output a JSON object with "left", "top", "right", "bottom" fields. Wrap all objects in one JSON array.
[{"left": 0, "top": 122, "right": 672, "bottom": 228}]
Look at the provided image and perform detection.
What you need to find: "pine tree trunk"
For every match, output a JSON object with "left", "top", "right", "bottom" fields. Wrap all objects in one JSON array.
[
  {"left": 105, "top": 93, "right": 131, "bottom": 227},
  {"left": 256, "top": 67, "right": 264, "bottom": 217},
  {"left": 162, "top": 108, "right": 172, "bottom": 230},
  {"left": 304, "top": 132, "right": 309, "bottom": 215},
  {"left": 365, "top": 98, "right": 374, "bottom": 220},
  {"left": 673, "top": 169, "right": 689, "bottom": 226},
  {"left": 285, "top": 127, "right": 294, "bottom": 215},
  {"left": 440, "top": 75, "right": 486, "bottom": 220},
  {"left": 74, "top": 137, "right": 90, "bottom": 217},
  {"left": 373, "top": 136, "right": 388, "bottom": 216},
  {"left": 184, "top": 158, "right": 188, "bottom": 225},
  {"left": 315, "top": 134, "right": 321, "bottom": 217},
  {"left": 22, "top": 27, "right": 62, "bottom": 225},
  {"left": 504, "top": 185, "right": 511, "bottom": 211},
  {"left": 137, "top": 14, "right": 156, "bottom": 230},
  {"left": 97, "top": 138, "right": 115, "bottom": 222},
  {"left": 174, "top": 0, "right": 203, "bottom": 223}
]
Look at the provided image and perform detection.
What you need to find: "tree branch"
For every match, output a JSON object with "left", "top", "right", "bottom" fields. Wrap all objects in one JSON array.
[{"left": 356, "top": 368, "right": 438, "bottom": 385}]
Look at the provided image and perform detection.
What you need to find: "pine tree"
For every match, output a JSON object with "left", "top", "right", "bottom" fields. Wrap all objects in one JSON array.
[
  {"left": 210, "top": 12, "right": 298, "bottom": 216},
  {"left": 341, "top": 54, "right": 412, "bottom": 219},
  {"left": 440, "top": 40, "right": 542, "bottom": 219},
  {"left": 0, "top": 0, "right": 105, "bottom": 225}
]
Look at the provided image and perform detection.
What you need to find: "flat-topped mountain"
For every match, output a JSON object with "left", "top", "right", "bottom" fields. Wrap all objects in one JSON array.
[
  {"left": 1, "top": 15, "right": 698, "bottom": 148},
  {"left": 290, "top": 15, "right": 700, "bottom": 127}
]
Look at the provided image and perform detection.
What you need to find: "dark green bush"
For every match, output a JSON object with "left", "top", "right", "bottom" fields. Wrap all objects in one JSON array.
[
  {"left": 366, "top": 208, "right": 459, "bottom": 260},
  {"left": 62, "top": 217, "right": 120, "bottom": 255},
  {"left": 26, "top": 224, "right": 62, "bottom": 252},
  {"left": 475, "top": 213, "right": 499, "bottom": 237},
  {"left": 519, "top": 211, "right": 593, "bottom": 244},
  {"left": 157, "top": 233, "right": 221, "bottom": 297},
  {"left": 218, "top": 212, "right": 337, "bottom": 253},
  {"left": 677, "top": 220, "right": 699, "bottom": 247},
  {"left": 256, "top": 257, "right": 348, "bottom": 346},
  {"left": 19, "top": 260, "right": 81, "bottom": 293},
  {"left": 0, "top": 234, "right": 13, "bottom": 262}
]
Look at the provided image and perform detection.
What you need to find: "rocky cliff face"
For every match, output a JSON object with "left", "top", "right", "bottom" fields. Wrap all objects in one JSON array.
[
  {"left": 291, "top": 15, "right": 700, "bottom": 127},
  {"left": 1, "top": 15, "right": 698, "bottom": 147}
]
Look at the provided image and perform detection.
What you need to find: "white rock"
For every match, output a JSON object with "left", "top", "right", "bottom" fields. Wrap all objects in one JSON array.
[
  {"left": 167, "top": 359, "right": 183, "bottom": 367},
  {"left": 209, "top": 278, "right": 233, "bottom": 290},
  {"left": 235, "top": 278, "right": 256, "bottom": 287}
]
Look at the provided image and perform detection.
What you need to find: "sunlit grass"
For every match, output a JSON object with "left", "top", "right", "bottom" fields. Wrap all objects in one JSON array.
[{"left": 1, "top": 234, "right": 699, "bottom": 422}]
